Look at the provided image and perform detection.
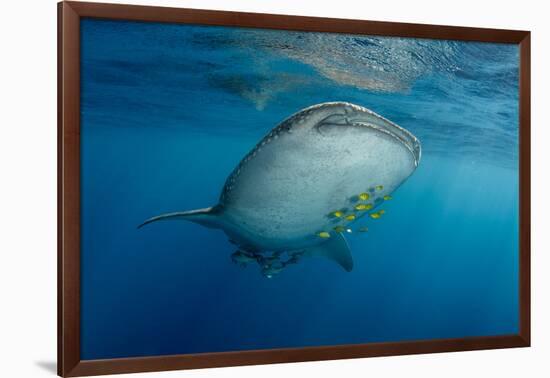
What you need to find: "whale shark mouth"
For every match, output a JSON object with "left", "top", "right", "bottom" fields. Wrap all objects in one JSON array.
[{"left": 316, "top": 103, "right": 421, "bottom": 167}]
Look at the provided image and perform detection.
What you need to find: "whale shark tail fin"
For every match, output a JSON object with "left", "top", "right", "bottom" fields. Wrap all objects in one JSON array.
[
  {"left": 304, "top": 233, "right": 354, "bottom": 272},
  {"left": 138, "top": 206, "right": 222, "bottom": 229}
]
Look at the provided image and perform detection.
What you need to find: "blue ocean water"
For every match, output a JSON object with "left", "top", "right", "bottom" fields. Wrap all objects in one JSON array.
[{"left": 80, "top": 19, "right": 519, "bottom": 360}]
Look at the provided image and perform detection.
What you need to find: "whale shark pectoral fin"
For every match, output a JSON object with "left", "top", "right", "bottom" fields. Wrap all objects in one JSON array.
[
  {"left": 304, "top": 233, "right": 354, "bottom": 272},
  {"left": 138, "top": 206, "right": 222, "bottom": 229}
]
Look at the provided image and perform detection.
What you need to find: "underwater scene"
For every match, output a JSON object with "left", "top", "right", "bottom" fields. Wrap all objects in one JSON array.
[{"left": 80, "top": 19, "right": 519, "bottom": 359}]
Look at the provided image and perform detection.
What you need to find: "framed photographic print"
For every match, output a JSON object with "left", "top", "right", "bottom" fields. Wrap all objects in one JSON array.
[{"left": 58, "top": 1, "right": 530, "bottom": 376}]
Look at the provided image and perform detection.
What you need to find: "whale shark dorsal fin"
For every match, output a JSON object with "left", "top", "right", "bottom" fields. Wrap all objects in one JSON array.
[
  {"left": 304, "top": 233, "right": 354, "bottom": 272},
  {"left": 138, "top": 206, "right": 222, "bottom": 229}
]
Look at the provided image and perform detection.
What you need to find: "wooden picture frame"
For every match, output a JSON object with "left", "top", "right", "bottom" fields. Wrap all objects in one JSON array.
[{"left": 58, "top": 1, "right": 530, "bottom": 376}]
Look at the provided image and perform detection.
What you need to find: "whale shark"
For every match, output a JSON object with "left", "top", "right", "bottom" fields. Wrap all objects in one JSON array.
[{"left": 139, "top": 102, "right": 421, "bottom": 277}]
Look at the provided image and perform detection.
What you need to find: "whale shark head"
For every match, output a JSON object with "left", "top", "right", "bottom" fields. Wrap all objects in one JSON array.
[
  {"left": 139, "top": 102, "right": 421, "bottom": 276},
  {"left": 277, "top": 102, "right": 421, "bottom": 167}
]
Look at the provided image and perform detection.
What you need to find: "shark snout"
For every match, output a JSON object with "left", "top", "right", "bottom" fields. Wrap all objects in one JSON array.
[
  {"left": 338, "top": 103, "right": 421, "bottom": 166},
  {"left": 298, "top": 102, "right": 421, "bottom": 166}
]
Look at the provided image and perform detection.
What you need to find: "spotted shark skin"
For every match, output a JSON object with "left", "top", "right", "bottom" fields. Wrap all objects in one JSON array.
[{"left": 139, "top": 102, "right": 421, "bottom": 274}]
